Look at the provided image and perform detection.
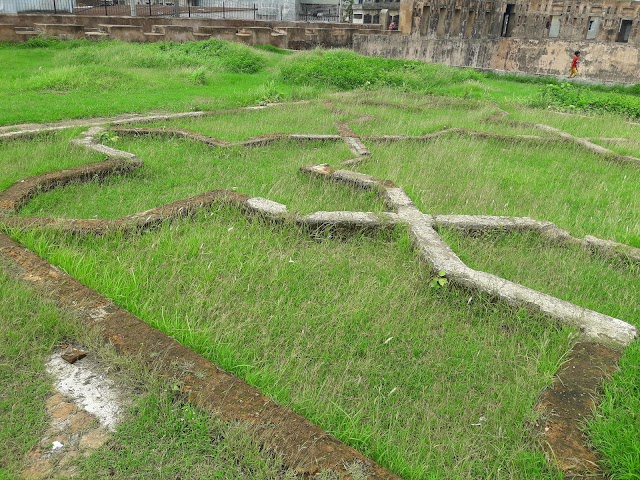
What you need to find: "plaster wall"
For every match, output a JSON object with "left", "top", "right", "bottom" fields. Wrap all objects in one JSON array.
[
  {"left": 353, "top": 34, "right": 640, "bottom": 83},
  {"left": 359, "top": 0, "right": 640, "bottom": 84}
]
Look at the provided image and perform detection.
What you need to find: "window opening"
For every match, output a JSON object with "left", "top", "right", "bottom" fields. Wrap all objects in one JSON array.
[
  {"left": 616, "top": 19, "right": 632, "bottom": 42},
  {"left": 586, "top": 16, "right": 600, "bottom": 39},
  {"left": 501, "top": 4, "right": 516, "bottom": 37},
  {"left": 548, "top": 15, "right": 560, "bottom": 37}
]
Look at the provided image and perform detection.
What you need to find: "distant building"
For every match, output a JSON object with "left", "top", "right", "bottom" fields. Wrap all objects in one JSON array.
[
  {"left": 352, "top": 0, "right": 399, "bottom": 29},
  {"left": 1, "top": 0, "right": 74, "bottom": 13},
  {"left": 399, "top": 0, "right": 640, "bottom": 44},
  {"left": 353, "top": 0, "right": 640, "bottom": 83}
]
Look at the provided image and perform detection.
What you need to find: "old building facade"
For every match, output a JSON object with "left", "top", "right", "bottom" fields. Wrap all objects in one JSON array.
[
  {"left": 353, "top": 0, "right": 640, "bottom": 83},
  {"left": 401, "top": 0, "right": 640, "bottom": 43},
  {"left": 352, "top": 0, "right": 400, "bottom": 28}
]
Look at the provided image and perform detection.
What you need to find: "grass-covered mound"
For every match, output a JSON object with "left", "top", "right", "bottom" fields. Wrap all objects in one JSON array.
[{"left": 280, "top": 49, "right": 483, "bottom": 91}]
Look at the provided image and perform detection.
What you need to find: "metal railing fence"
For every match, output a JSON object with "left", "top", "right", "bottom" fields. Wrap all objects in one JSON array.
[
  {"left": 297, "top": 13, "right": 339, "bottom": 22},
  {"left": 9, "top": 0, "right": 291, "bottom": 18},
  {"left": 185, "top": 0, "right": 282, "bottom": 20}
]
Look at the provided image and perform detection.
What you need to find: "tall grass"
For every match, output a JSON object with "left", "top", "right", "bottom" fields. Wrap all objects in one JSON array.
[
  {"left": 358, "top": 137, "right": 640, "bottom": 247},
  {"left": 19, "top": 137, "right": 382, "bottom": 218},
  {"left": 537, "top": 82, "right": 640, "bottom": 119},
  {"left": 0, "top": 260, "right": 295, "bottom": 479},
  {"left": 440, "top": 229, "right": 640, "bottom": 479},
  {"left": 0, "top": 265, "right": 75, "bottom": 479},
  {"left": 0, "top": 39, "right": 285, "bottom": 124},
  {"left": 0, "top": 130, "right": 101, "bottom": 190},
  {"left": 2, "top": 39, "right": 640, "bottom": 478},
  {"left": 10, "top": 213, "right": 571, "bottom": 480},
  {"left": 280, "top": 49, "right": 484, "bottom": 91}
]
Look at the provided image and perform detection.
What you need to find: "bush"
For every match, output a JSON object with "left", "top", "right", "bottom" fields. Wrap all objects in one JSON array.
[
  {"left": 17, "top": 36, "right": 91, "bottom": 49},
  {"left": 25, "top": 65, "right": 134, "bottom": 91},
  {"left": 253, "top": 44, "right": 293, "bottom": 55},
  {"left": 541, "top": 82, "right": 640, "bottom": 118},
  {"left": 279, "top": 49, "right": 482, "bottom": 92},
  {"left": 154, "top": 39, "right": 266, "bottom": 73},
  {"left": 189, "top": 67, "right": 207, "bottom": 85}
]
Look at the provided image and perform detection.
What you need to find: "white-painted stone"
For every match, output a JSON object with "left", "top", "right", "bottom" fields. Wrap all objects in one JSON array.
[
  {"left": 332, "top": 170, "right": 378, "bottom": 188},
  {"left": 301, "top": 211, "right": 400, "bottom": 227},
  {"left": 383, "top": 188, "right": 414, "bottom": 208},
  {"left": 246, "top": 197, "right": 288, "bottom": 216},
  {"left": 45, "top": 353, "right": 129, "bottom": 431}
]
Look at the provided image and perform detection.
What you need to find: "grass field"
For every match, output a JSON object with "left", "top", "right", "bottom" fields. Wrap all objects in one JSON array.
[{"left": 1, "top": 38, "right": 639, "bottom": 479}]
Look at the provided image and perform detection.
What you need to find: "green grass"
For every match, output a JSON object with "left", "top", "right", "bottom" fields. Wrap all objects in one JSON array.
[
  {"left": 73, "top": 392, "right": 295, "bottom": 479},
  {"left": 507, "top": 106, "right": 640, "bottom": 141},
  {"left": 438, "top": 229, "right": 640, "bottom": 479},
  {"left": 0, "top": 264, "right": 75, "bottom": 479},
  {"left": 589, "top": 342, "right": 640, "bottom": 479},
  {"left": 0, "top": 39, "right": 300, "bottom": 124},
  {"left": 0, "top": 130, "right": 102, "bottom": 190},
  {"left": 131, "top": 101, "right": 343, "bottom": 140},
  {"left": 2, "top": 39, "right": 640, "bottom": 479},
  {"left": 439, "top": 230, "right": 639, "bottom": 324},
  {"left": 19, "top": 136, "right": 382, "bottom": 218},
  {"left": 9, "top": 213, "right": 571, "bottom": 479},
  {"left": 358, "top": 137, "right": 640, "bottom": 247},
  {"left": 0, "top": 259, "right": 297, "bottom": 479},
  {"left": 538, "top": 82, "right": 640, "bottom": 119}
]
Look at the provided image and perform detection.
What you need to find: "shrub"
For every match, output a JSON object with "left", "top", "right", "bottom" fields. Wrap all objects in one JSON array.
[
  {"left": 189, "top": 67, "right": 207, "bottom": 85},
  {"left": 17, "top": 36, "right": 91, "bottom": 49},
  {"left": 153, "top": 39, "right": 266, "bottom": 73},
  {"left": 253, "top": 44, "right": 293, "bottom": 55},
  {"left": 25, "top": 65, "right": 134, "bottom": 92},
  {"left": 541, "top": 82, "right": 640, "bottom": 118},
  {"left": 279, "top": 49, "right": 482, "bottom": 92}
]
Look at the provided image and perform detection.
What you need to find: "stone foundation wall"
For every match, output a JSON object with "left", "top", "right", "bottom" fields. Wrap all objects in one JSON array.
[
  {"left": 0, "top": 14, "right": 382, "bottom": 48},
  {"left": 353, "top": 34, "right": 640, "bottom": 83}
]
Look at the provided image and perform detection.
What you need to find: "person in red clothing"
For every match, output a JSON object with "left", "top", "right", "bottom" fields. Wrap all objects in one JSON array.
[{"left": 569, "top": 51, "right": 580, "bottom": 78}]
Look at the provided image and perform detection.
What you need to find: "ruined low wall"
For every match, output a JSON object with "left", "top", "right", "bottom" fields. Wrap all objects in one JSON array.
[
  {"left": 353, "top": 34, "right": 640, "bottom": 84},
  {"left": 0, "top": 14, "right": 382, "bottom": 49}
]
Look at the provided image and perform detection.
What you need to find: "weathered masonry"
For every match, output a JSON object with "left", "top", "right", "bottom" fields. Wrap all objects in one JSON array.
[
  {"left": 0, "top": 14, "right": 381, "bottom": 48},
  {"left": 353, "top": 0, "right": 640, "bottom": 83}
]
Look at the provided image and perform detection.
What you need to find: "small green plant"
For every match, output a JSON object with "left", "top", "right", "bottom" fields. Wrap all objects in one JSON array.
[
  {"left": 429, "top": 270, "right": 449, "bottom": 290},
  {"left": 189, "top": 67, "right": 207, "bottom": 85},
  {"left": 97, "top": 131, "right": 120, "bottom": 143},
  {"left": 252, "top": 80, "right": 284, "bottom": 105}
]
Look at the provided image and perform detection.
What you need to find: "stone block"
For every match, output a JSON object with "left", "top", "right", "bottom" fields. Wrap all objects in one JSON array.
[
  {"left": 270, "top": 29, "right": 288, "bottom": 49},
  {"left": 197, "top": 25, "right": 238, "bottom": 41},
  {"left": 0, "top": 24, "right": 20, "bottom": 42},
  {"left": 143, "top": 32, "right": 166, "bottom": 43},
  {"left": 99, "top": 24, "right": 146, "bottom": 42},
  {"left": 34, "top": 24, "right": 85, "bottom": 40},
  {"left": 152, "top": 24, "right": 196, "bottom": 42},
  {"left": 85, "top": 31, "right": 110, "bottom": 41},
  {"left": 249, "top": 26, "right": 273, "bottom": 45}
]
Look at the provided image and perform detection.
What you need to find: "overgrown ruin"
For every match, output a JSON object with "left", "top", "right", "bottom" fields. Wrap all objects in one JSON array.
[{"left": 1, "top": 101, "right": 638, "bottom": 477}]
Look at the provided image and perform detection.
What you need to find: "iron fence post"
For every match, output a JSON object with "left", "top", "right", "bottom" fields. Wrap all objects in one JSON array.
[
  {"left": 188, "top": 0, "right": 191, "bottom": 17},
  {"left": 254, "top": 2, "right": 256, "bottom": 20},
  {"left": 222, "top": 1, "right": 225, "bottom": 18},
  {"left": 53, "top": 0, "right": 57, "bottom": 14}
]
